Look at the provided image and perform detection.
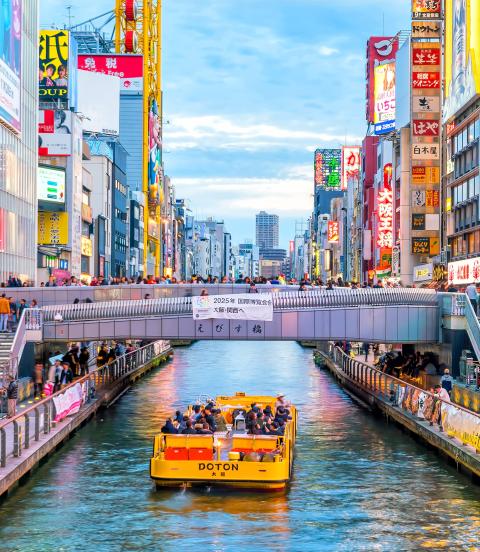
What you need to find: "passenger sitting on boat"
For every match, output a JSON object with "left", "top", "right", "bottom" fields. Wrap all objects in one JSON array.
[
  {"left": 245, "top": 411, "right": 257, "bottom": 431},
  {"left": 177, "top": 415, "right": 189, "bottom": 433},
  {"left": 263, "top": 405, "right": 273, "bottom": 417},
  {"left": 196, "top": 423, "right": 213, "bottom": 435},
  {"left": 250, "top": 422, "right": 263, "bottom": 435},
  {"left": 204, "top": 407, "right": 216, "bottom": 432},
  {"left": 174, "top": 410, "right": 183, "bottom": 424},
  {"left": 191, "top": 405, "right": 201, "bottom": 421},
  {"left": 181, "top": 420, "right": 197, "bottom": 434},
  {"left": 213, "top": 409, "right": 227, "bottom": 432},
  {"left": 161, "top": 418, "right": 178, "bottom": 434},
  {"left": 275, "top": 406, "right": 291, "bottom": 423}
]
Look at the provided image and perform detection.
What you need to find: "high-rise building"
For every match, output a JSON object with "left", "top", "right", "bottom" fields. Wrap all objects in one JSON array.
[
  {"left": 0, "top": 2, "right": 38, "bottom": 283},
  {"left": 255, "top": 211, "right": 279, "bottom": 250}
]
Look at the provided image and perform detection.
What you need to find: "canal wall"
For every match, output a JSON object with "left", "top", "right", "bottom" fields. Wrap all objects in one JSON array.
[
  {"left": 316, "top": 348, "right": 480, "bottom": 482},
  {"left": 0, "top": 342, "right": 173, "bottom": 499}
]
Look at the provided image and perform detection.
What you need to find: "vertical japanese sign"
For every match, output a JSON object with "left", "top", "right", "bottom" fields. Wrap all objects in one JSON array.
[
  {"left": 411, "top": 7, "right": 443, "bottom": 256},
  {"left": 341, "top": 146, "right": 360, "bottom": 191},
  {"left": 313, "top": 149, "right": 341, "bottom": 190},
  {"left": 374, "top": 62, "right": 396, "bottom": 134},
  {"left": 39, "top": 30, "right": 71, "bottom": 104},
  {"left": 377, "top": 165, "right": 393, "bottom": 250},
  {"left": 327, "top": 221, "right": 339, "bottom": 243},
  {"left": 365, "top": 37, "right": 399, "bottom": 124},
  {"left": 0, "top": 0, "right": 21, "bottom": 132}
]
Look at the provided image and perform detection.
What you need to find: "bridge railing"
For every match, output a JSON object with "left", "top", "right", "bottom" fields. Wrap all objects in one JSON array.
[
  {"left": 0, "top": 340, "right": 171, "bottom": 469},
  {"left": 39, "top": 288, "right": 439, "bottom": 324},
  {"left": 322, "top": 343, "right": 480, "bottom": 452}
]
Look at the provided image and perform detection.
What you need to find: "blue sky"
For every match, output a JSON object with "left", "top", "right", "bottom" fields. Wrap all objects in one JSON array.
[{"left": 42, "top": 0, "right": 410, "bottom": 247}]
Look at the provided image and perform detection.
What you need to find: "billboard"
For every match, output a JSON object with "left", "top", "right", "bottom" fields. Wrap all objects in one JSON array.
[
  {"left": 313, "top": 149, "right": 341, "bottom": 190},
  {"left": 448, "top": 257, "right": 480, "bottom": 284},
  {"left": 148, "top": 98, "right": 162, "bottom": 204},
  {"left": 38, "top": 110, "right": 72, "bottom": 156},
  {"left": 78, "top": 54, "right": 143, "bottom": 92},
  {"left": 39, "top": 30, "right": 71, "bottom": 102},
  {"left": 38, "top": 211, "right": 68, "bottom": 245},
  {"left": 327, "top": 221, "right": 339, "bottom": 243},
  {"left": 444, "top": 0, "right": 480, "bottom": 121},
  {"left": 374, "top": 62, "right": 396, "bottom": 134},
  {"left": 341, "top": 146, "right": 360, "bottom": 190},
  {"left": 411, "top": 71, "right": 441, "bottom": 88},
  {"left": 77, "top": 70, "right": 120, "bottom": 136},
  {"left": 38, "top": 165, "right": 66, "bottom": 204},
  {"left": 0, "top": 0, "right": 21, "bottom": 132},
  {"left": 412, "top": 0, "right": 442, "bottom": 19},
  {"left": 366, "top": 36, "right": 398, "bottom": 123},
  {"left": 377, "top": 185, "right": 393, "bottom": 249}
]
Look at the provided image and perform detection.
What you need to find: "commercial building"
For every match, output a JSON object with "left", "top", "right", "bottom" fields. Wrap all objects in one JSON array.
[
  {"left": 0, "top": 2, "right": 38, "bottom": 283},
  {"left": 255, "top": 211, "right": 279, "bottom": 250},
  {"left": 234, "top": 243, "right": 260, "bottom": 280},
  {"left": 192, "top": 218, "right": 231, "bottom": 279}
]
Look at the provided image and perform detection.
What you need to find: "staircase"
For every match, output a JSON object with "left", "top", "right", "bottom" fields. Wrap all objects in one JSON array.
[{"left": 0, "top": 333, "right": 15, "bottom": 382}]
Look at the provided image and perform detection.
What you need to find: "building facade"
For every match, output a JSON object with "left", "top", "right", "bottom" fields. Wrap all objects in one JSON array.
[{"left": 255, "top": 211, "right": 279, "bottom": 250}]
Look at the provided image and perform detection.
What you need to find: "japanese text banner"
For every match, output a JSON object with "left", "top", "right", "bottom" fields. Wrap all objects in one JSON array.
[{"left": 192, "top": 294, "right": 273, "bottom": 321}]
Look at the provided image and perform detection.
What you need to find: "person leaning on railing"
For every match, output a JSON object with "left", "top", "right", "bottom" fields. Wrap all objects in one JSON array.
[{"left": 0, "top": 375, "right": 18, "bottom": 418}]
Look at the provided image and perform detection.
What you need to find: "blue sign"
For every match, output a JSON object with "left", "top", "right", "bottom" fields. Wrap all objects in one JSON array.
[{"left": 374, "top": 120, "right": 395, "bottom": 135}]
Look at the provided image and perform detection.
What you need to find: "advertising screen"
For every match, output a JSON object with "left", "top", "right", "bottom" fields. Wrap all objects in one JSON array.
[
  {"left": 78, "top": 54, "right": 143, "bottom": 92},
  {"left": 38, "top": 109, "right": 72, "bottom": 156},
  {"left": 444, "top": 0, "right": 480, "bottom": 121},
  {"left": 77, "top": 70, "right": 120, "bottom": 135},
  {"left": 313, "top": 149, "right": 341, "bottom": 190},
  {"left": 38, "top": 165, "right": 66, "bottom": 204},
  {"left": 412, "top": 0, "right": 442, "bottom": 19},
  {"left": 0, "top": 0, "right": 21, "bottom": 132},
  {"left": 39, "top": 30, "right": 70, "bottom": 103},
  {"left": 148, "top": 98, "right": 162, "bottom": 204},
  {"left": 374, "top": 62, "right": 396, "bottom": 134},
  {"left": 327, "top": 221, "right": 339, "bottom": 243}
]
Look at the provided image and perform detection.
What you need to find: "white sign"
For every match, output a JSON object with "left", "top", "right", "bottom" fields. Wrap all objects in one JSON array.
[
  {"left": 39, "top": 110, "right": 72, "bottom": 156},
  {"left": 38, "top": 165, "right": 66, "bottom": 204},
  {"left": 392, "top": 246, "right": 400, "bottom": 276},
  {"left": 52, "top": 383, "right": 84, "bottom": 422},
  {"left": 448, "top": 257, "right": 480, "bottom": 285},
  {"left": 77, "top": 70, "right": 120, "bottom": 136},
  {"left": 414, "top": 263, "right": 433, "bottom": 282},
  {"left": 412, "top": 95, "right": 440, "bottom": 113},
  {"left": 192, "top": 294, "right": 273, "bottom": 321},
  {"left": 412, "top": 143, "right": 440, "bottom": 160}
]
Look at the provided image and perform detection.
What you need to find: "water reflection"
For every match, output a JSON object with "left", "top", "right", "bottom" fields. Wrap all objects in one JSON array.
[{"left": 0, "top": 341, "right": 479, "bottom": 552}]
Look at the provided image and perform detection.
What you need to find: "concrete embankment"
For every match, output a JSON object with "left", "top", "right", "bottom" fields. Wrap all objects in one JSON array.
[
  {"left": 0, "top": 346, "right": 173, "bottom": 499},
  {"left": 316, "top": 350, "right": 480, "bottom": 482}
]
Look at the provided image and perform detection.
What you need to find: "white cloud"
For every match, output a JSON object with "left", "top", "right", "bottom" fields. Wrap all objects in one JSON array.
[
  {"left": 165, "top": 115, "right": 363, "bottom": 152},
  {"left": 317, "top": 46, "right": 339, "bottom": 56}
]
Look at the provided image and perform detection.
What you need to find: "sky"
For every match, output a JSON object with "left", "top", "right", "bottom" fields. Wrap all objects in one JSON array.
[{"left": 41, "top": 0, "right": 410, "bottom": 248}]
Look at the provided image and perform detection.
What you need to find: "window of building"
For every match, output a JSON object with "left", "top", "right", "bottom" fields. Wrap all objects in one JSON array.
[
  {"left": 82, "top": 221, "right": 90, "bottom": 237},
  {"left": 81, "top": 255, "right": 89, "bottom": 274}
]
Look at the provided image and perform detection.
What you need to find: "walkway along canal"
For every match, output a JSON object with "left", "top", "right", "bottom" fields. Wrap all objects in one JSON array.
[
  {"left": 0, "top": 340, "right": 172, "bottom": 498},
  {"left": 0, "top": 341, "right": 479, "bottom": 551}
]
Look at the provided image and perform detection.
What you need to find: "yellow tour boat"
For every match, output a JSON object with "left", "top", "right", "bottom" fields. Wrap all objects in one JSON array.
[{"left": 150, "top": 393, "right": 297, "bottom": 491}]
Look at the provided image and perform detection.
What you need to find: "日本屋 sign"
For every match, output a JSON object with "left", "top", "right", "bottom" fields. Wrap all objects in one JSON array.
[
  {"left": 192, "top": 294, "right": 273, "bottom": 321},
  {"left": 411, "top": 143, "right": 440, "bottom": 160}
]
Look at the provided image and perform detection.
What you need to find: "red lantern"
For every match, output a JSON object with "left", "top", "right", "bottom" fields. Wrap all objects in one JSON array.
[
  {"left": 125, "top": 0, "right": 137, "bottom": 21},
  {"left": 125, "top": 30, "right": 138, "bottom": 52}
]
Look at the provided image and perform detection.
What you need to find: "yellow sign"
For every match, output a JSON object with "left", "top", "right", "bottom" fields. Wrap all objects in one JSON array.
[
  {"left": 39, "top": 30, "right": 70, "bottom": 100},
  {"left": 444, "top": 0, "right": 480, "bottom": 121},
  {"left": 446, "top": 196, "right": 452, "bottom": 212},
  {"left": 411, "top": 166, "right": 440, "bottom": 185},
  {"left": 81, "top": 236, "right": 93, "bottom": 257},
  {"left": 38, "top": 212, "right": 68, "bottom": 245}
]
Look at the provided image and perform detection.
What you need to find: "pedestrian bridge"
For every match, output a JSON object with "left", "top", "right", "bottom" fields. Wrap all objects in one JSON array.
[{"left": 33, "top": 288, "right": 439, "bottom": 343}]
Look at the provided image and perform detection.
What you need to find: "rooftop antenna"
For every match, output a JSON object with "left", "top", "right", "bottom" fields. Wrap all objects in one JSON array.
[{"left": 66, "top": 5, "right": 75, "bottom": 29}]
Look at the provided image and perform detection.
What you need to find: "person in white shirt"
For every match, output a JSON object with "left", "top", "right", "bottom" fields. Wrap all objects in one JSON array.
[{"left": 465, "top": 282, "right": 478, "bottom": 314}]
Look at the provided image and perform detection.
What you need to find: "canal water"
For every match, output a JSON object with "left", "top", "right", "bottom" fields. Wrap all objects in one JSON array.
[{"left": 0, "top": 341, "right": 479, "bottom": 551}]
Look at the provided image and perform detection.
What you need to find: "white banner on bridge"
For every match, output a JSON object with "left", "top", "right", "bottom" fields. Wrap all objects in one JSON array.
[{"left": 192, "top": 294, "right": 273, "bottom": 321}]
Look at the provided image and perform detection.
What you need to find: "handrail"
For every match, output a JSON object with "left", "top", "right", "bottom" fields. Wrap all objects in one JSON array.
[
  {"left": 0, "top": 339, "right": 171, "bottom": 468},
  {"left": 323, "top": 344, "right": 480, "bottom": 451},
  {"left": 39, "top": 288, "right": 438, "bottom": 324}
]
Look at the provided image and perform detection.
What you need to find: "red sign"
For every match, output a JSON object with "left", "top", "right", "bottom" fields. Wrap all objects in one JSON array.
[
  {"left": 365, "top": 36, "right": 398, "bottom": 123},
  {"left": 377, "top": 179, "right": 393, "bottom": 249},
  {"left": 327, "top": 221, "right": 339, "bottom": 243},
  {"left": 412, "top": 0, "right": 441, "bottom": 19},
  {"left": 314, "top": 150, "right": 323, "bottom": 187},
  {"left": 342, "top": 146, "right": 360, "bottom": 191},
  {"left": 412, "top": 72, "right": 440, "bottom": 88},
  {"left": 412, "top": 119, "right": 440, "bottom": 136},
  {"left": 426, "top": 190, "right": 440, "bottom": 207},
  {"left": 78, "top": 54, "right": 143, "bottom": 91},
  {"left": 412, "top": 47, "right": 440, "bottom": 66}
]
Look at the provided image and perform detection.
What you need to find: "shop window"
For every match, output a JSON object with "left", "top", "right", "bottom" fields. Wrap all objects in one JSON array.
[
  {"left": 468, "top": 232, "right": 475, "bottom": 253},
  {"left": 468, "top": 123, "right": 475, "bottom": 144}
]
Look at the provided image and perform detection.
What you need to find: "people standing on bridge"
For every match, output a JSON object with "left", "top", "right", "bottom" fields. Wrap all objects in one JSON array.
[
  {"left": 362, "top": 342, "right": 370, "bottom": 362},
  {"left": 63, "top": 346, "right": 80, "bottom": 377},
  {"left": 440, "top": 369, "right": 454, "bottom": 397},
  {"left": 466, "top": 281, "right": 478, "bottom": 315},
  {"left": 248, "top": 282, "right": 259, "bottom": 293},
  {"left": 60, "top": 362, "right": 73, "bottom": 388},
  {"left": 96, "top": 344, "right": 108, "bottom": 368},
  {"left": 200, "top": 289, "right": 209, "bottom": 296},
  {"left": 0, "top": 293, "right": 10, "bottom": 332},
  {"left": 79, "top": 347, "right": 90, "bottom": 376}
]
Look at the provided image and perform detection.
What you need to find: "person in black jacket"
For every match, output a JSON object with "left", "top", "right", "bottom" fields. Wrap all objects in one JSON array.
[
  {"left": 79, "top": 347, "right": 90, "bottom": 376},
  {"left": 6, "top": 376, "right": 18, "bottom": 418}
]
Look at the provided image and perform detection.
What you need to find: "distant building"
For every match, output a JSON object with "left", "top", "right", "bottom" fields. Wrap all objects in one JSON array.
[{"left": 256, "top": 211, "right": 279, "bottom": 249}]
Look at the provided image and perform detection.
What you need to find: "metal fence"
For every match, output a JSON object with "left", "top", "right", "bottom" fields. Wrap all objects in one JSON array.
[
  {"left": 0, "top": 340, "right": 171, "bottom": 469},
  {"left": 322, "top": 344, "right": 480, "bottom": 451},
  {"left": 39, "top": 288, "right": 438, "bottom": 324}
]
